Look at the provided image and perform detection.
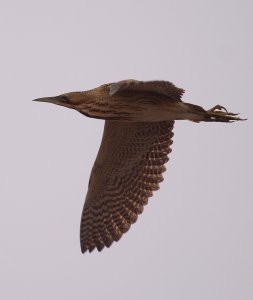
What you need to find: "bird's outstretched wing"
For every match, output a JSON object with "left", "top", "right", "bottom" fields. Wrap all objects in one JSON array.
[
  {"left": 80, "top": 120, "right": 174, "bottom": 253},
  {"left": 109, "top": 79, "right": 184, "bottom": 101}
]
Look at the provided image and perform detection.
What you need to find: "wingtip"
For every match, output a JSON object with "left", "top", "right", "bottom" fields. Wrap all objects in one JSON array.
[{"left": 80, "top": 244, "right": 88, "bottom": 254}]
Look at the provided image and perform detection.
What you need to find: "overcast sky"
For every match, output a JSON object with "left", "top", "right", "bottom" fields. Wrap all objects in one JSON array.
[{"left": 0, "top": 1, "right": 252, "bottom": 299}]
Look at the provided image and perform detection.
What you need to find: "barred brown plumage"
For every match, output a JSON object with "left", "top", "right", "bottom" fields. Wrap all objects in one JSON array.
[
  {"left": 33, "top": 79, "right": 244, "bottom": 253},
  {"left": 80, "top": 121, "right": 174, "bottom": 252}
]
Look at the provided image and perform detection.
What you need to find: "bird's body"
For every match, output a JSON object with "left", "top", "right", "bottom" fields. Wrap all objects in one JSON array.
[
  {"left": 73, "top": 83, "right": 192, "bottom": 122},
  {"left": 34, "top": 79, "right": 244, "bottom": 253}
]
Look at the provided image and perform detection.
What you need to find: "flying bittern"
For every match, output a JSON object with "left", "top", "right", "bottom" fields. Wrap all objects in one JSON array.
[{"left": 34, "top": 79, "right": 244, "bottom": 253}]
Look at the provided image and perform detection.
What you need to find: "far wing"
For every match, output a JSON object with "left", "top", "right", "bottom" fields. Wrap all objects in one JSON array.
[
  {"left": 80, "top": 120, "right": 174, "bottom": 253},
  {"left": 109, "top": 79, "right": 184, "bottom": 101}
]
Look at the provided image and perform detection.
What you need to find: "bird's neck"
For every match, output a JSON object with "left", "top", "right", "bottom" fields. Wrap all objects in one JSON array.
[{"left": 76, "top": 89, "right": 132, "bottom": 121}]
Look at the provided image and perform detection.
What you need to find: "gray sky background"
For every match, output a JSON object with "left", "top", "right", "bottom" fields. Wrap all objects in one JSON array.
[{"left": 0, "top": 1, "right": 252, "bottom": 299}]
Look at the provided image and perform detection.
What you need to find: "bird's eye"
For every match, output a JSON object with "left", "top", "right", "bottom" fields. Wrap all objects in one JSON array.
[{"left": 60, "top": 95, "right": 69, "bottom": 103}]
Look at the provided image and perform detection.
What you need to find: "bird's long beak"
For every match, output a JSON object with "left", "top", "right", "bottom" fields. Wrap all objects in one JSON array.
[
  {"left": 33, "top": 96, "right": 60, "bottom": 104},
  {"left": 33, "top": 95, "right": 74, "bottom": 109}
]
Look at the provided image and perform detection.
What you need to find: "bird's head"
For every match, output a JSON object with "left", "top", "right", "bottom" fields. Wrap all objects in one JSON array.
[{"left": 33, "top": 92, "right": 84, "bottom": 110}]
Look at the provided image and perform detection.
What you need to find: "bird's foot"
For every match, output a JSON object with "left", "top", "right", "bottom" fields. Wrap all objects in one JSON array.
[
  {"left": 206, "top": 104, "right": 246, "bottom": 122},
  {"left": 207, "top": 105, "right": 228, "bottom": 113}
]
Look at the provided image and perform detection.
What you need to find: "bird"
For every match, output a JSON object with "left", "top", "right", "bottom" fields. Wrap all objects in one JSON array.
[{"left": 33, "top": 79, "right": 244, "bottom": 253}]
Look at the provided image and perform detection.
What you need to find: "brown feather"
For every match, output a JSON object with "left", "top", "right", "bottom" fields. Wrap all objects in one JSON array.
[
  {"left": 109, "top": 79, "right": 185, "bottom": 101},
  {"left": 80, "top": 121, "right": 174, "bottom": 253}
]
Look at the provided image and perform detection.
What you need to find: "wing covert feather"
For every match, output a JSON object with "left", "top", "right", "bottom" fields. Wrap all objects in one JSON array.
[
  {"left": 80, "top": 120, "right": 174, "bottom": 253},
  {"left": 109, "top": 79, "right": 184, "bottom": 101}
]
